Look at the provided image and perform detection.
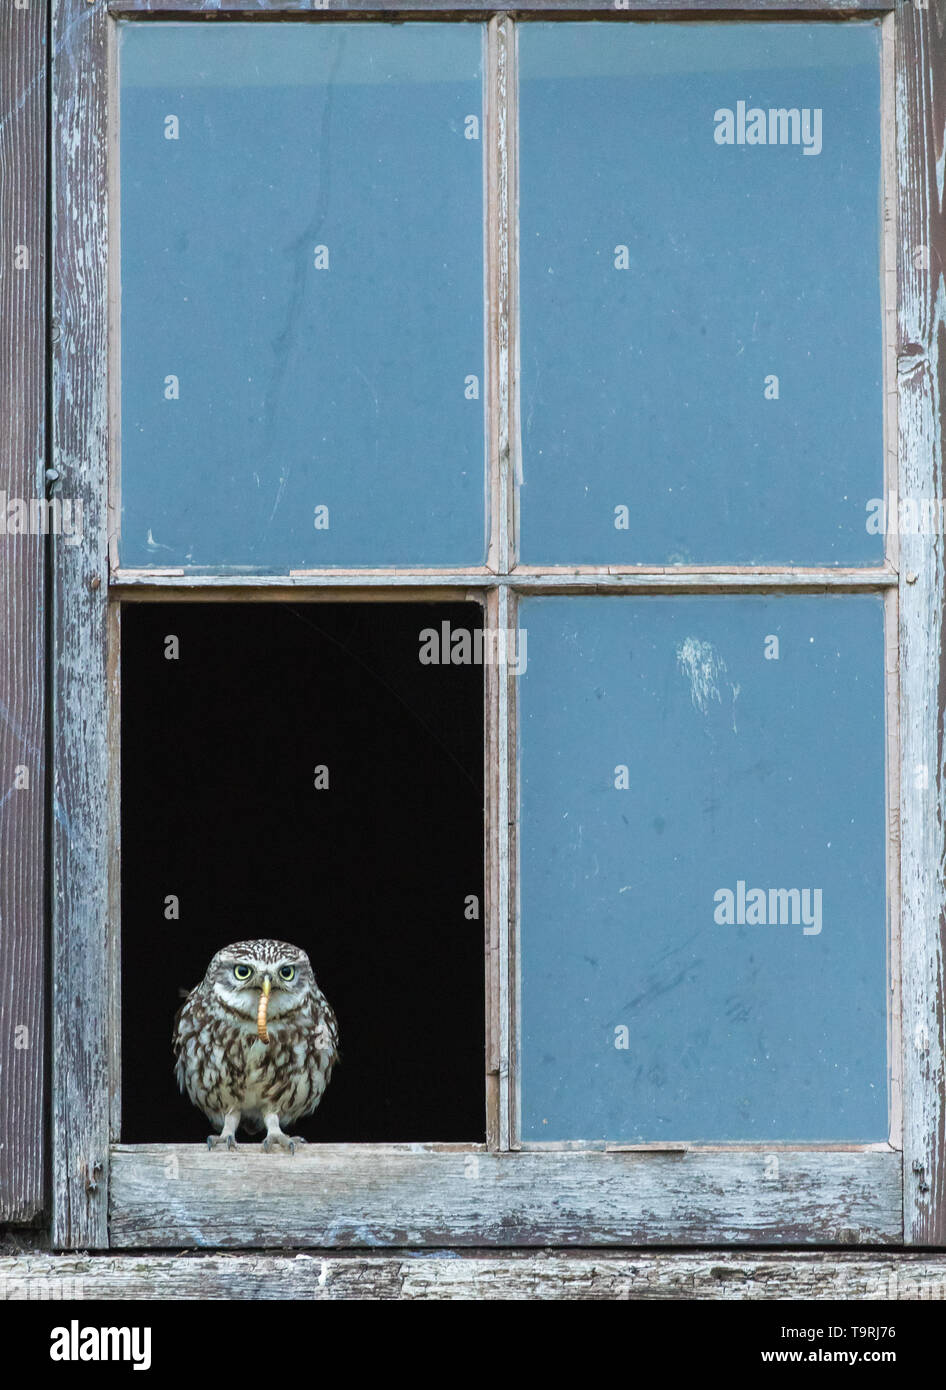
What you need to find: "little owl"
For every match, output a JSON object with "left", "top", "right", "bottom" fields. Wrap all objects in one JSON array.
[{"left": 174, "top": 939, "right": 339, "bottom": 1152}]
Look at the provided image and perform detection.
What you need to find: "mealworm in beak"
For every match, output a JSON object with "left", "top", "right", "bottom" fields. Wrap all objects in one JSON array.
[{"left": 257, "top": 975, "right": 271, "bottom": 1044}]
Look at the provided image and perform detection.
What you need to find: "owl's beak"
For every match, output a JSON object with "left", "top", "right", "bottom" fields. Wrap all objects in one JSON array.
[{"left": 256, "top": 974, "right": 272, "bottom": 1044}]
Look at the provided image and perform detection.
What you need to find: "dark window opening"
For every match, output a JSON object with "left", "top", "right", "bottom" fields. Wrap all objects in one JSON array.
[{"left": 120, "top": 601, "right": 485, "bottom": 1143}]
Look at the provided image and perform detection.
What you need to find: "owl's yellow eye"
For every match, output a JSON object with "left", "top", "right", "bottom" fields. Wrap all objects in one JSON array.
[
  {"left": 278, "top": 965, "right": 296, "bottom": 982},
  {"left": 233, "top": 964, "right": 253, "bottom": 982}
]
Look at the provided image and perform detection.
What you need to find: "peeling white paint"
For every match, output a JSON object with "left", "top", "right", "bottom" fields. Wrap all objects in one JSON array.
[
  {"left": 145, "top": 529, "right": 172, "bottom": 553},
  {"left": 676, "top": 637, "right": 726, "bottom": 715}
]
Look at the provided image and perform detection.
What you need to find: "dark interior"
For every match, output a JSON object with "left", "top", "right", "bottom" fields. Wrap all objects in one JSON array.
[{"left": 120, "top": 600, "right": 485, "bottom": 1143}]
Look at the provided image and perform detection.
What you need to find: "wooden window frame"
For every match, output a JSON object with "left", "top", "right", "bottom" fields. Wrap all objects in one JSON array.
[{"left": 49, "top": 0, "right": 944, "bottom": 1251}]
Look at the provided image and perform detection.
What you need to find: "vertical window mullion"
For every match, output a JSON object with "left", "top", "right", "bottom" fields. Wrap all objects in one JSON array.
[
  {"left": 881, "top": 14, "right": 898, "bottom": 581},
  {"left": 497, "top": 581, "right": 513, "bottom": 1149},
  {"left": 881, "top": 13, "right": 902, "bottom": 1163},
  {"left": 507, "top": 15, "right": 521, "bottom": 572},
  {"left": 485, "top": 585, "right": 501, "bottom": 1149},
  {"left": 485, "top": 582, "right": 514, "bottom": 1153},
  {"left": 884, "top": 582, "right": 903, "bottom": 1154},
  {"left": 506, "top": 585, "right": 522, "bottom": 1150},
  {"left": 487, "top": 14, "right": 515, "bottom": 577},
  {"left": 486, "top": 14, "right": 518, "bottom": 1152}
]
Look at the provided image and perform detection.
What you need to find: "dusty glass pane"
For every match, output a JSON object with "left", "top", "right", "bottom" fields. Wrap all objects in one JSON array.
[
  {"left": 119, "top": 22, "right": 486, "bottom": 570},
  {"left": 518, "top": 595, "right": 888, "bottom": 1142},
  {"left": 518, "top": 22, "right": 885, "bottom": 566}
]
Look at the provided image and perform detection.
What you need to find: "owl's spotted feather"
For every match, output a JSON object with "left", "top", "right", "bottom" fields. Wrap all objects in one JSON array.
[{"left": 173, "top": 939, "right": 339, "bottom": 1152}]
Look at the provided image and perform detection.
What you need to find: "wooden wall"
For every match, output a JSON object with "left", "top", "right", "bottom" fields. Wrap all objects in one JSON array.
[
  {"left": 0, "top": 1250, "right": 945, "bottom": 1300},
  {"left": 0, "top": 0, "right": 46, "bottom": 1224}
]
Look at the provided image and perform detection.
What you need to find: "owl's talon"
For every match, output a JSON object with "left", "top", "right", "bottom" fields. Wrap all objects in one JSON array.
[
  {"left": 207, "top": 1134, "right": 237, "bottom": 1151},
  {"left": 262, "top": 1130, "right": 302, "bottom": 1154}
]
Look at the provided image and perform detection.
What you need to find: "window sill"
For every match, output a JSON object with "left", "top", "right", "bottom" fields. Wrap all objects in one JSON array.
[{"left": 107, "top": 1143, "right": 902, "bottom": 1249}]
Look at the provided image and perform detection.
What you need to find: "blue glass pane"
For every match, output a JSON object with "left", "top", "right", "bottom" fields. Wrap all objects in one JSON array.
[
  {"left": 119, "top": 22, "right": 486, "bottom": 570},
  {"left": 518, "top": 23, "right": 885, "bottom": 566},
  {"left": 518, "top": 595, "right": 888, "bottom": 1141}
]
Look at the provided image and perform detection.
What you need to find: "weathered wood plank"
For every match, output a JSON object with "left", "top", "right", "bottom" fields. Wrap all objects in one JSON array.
[
  {"left": 50, "top": 0, "right": 112, "bottom": 1249},
  {"left": 897, "top": 0, "right": 946, "bottom": 1245},
  {"left": 110, "top": 2, "right": 895, "bottom": 15},
  {"left": 484, "top": 590, "right": 502, "bottom": 1147},
  {"left": 0, "top": 0, "right": 47, "bottom": 1224},
  {"left": 109, "top": 1145, "right": 902, "bottom": 1247},
  {"left": 2, "top": 1250, "right": 942, "bottom": 1301},
  {"left": 497, "top": 584, "right": 512, "bottom": 1147},
  {"left": 111, "top": 570, "right": 899, "bottom": 593}
]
